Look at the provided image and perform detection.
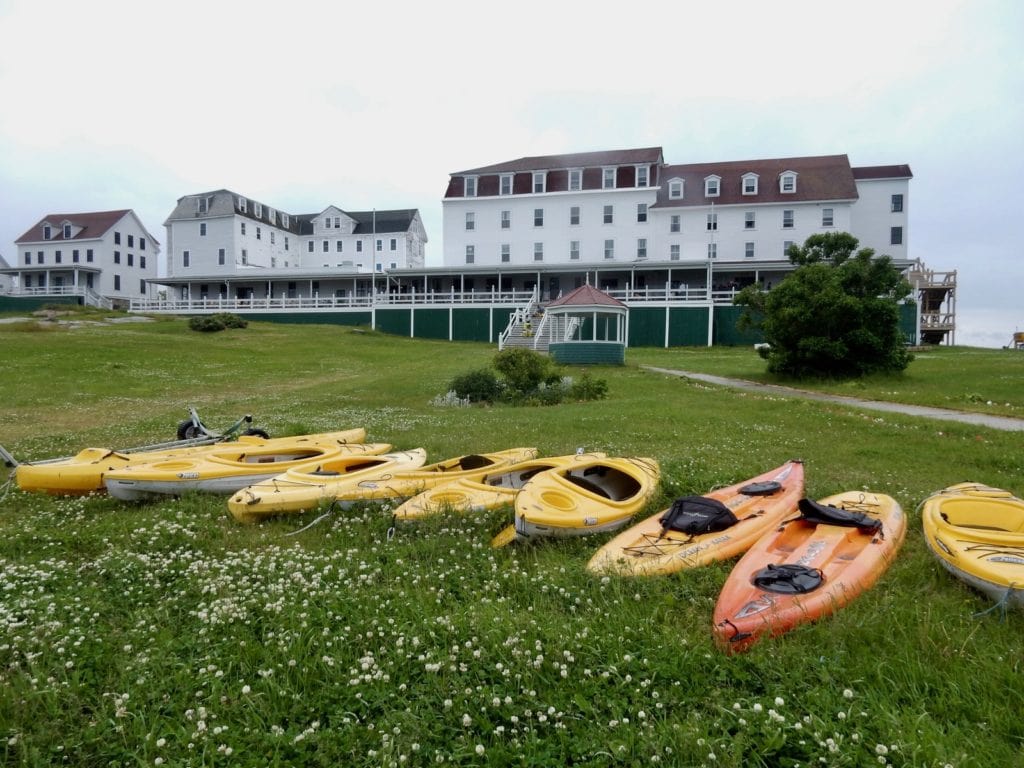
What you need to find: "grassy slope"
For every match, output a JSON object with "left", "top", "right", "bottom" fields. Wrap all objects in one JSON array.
[{"left": 1, "top": 319, "right": 1021, "bottom": 767}]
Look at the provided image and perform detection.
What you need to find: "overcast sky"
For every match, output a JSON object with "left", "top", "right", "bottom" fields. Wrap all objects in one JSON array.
[{"left": 1, "top": 0, "right": 1020, "bottom": 347}]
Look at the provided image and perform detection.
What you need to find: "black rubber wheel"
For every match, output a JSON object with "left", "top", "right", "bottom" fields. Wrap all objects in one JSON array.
[
  {"left": 176, "top": 420, "right": 204, "bottom": 441},
  {"left": 243, "top": 428, "right": 270, "bottom": 439}
]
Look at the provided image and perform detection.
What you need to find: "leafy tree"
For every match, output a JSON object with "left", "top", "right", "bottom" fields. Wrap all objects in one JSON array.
[
  {"left": 734, "top": 232, "right": 914, "bottom": 378},
  {"left": 492, "top": 348, "right": 560, "bottom": 394}
]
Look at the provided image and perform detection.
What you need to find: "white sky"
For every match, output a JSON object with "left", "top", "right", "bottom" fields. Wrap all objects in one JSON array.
[{"left": 1, "top": 0, "right": 1021, "bottom": 347}]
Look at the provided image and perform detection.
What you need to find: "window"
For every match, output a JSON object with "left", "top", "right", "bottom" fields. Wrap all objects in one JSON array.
[
  {"left": 500, "top": 174, "right": 512, "bottom": 195},
  {"left": 37, "top": 251, "right": 43, "bottom": 264},
  {"left": 322, "top": 240, "right": 329, "bottom": 253},
  {"left": 114, "top": 231, "right": 121, "bottom": 244},
  {"left": 72, "top": 249, "right": 79, "bottom": 263},
  {"left": 822, "top": 208, "right": 834, "bottom": 227},
  {"left": 669, "top": 180, "right": 683, "bottom": 199},
  {"left": 706, "top": 213, "right": 718, "bottom": 231},
  {"left": 568, "top": 169, "right": 582, "bottom": 191},
  {"left": 534, "top": 208, "right": 544, "bottom": 227},
  {"left": 197, "top": 197, "right": 209, "bottom": 214},
  {"left": 501, "top": 244, "right": 510, "bottom": 263},
  {"left": 533, "top": 172, "right": 546, "bottom": 194},
  {"left": 241, "top": 222, "right": 246, "bottom": 236},
  {"left": 86, "top": 249, "right": 93, "bottom": 262},
  {"left": 637, "top": 203, "right": 648, "bottom": 223},
  {"left": 284, "top": 236, "right": 289, "bottom": 251},
  {"left": 570, "top": 206, "right": 580, "bottom": 226},
  {"left": 891, "top": 194, "right": 904, "bottom": 212},
  {"left": 182, "top": 250, "right": 190, "bottom": 268},
  {"left": 356, "top": 241, "right": 363, "bottom": 253},
  {"left": 603, "top": 205, "right": 613, "bottom": 224},
  {"left": 670, "top": 244, "right": 680, "bottom": 261},
  {"left": 782, "top": 210, "right": 794, "bottom": 229},
  {"left": 140, "top": 238, "right": 146, "bottom": 251},
  {"left": 780, "top": 173, "right": 797, "bottom": 193},
  {"left": 742, "top": 174, "right": 759, "bottom": 195},
  {"left": 783, "top": 240, "right": 794, "bottom": 257},
  {"left": 256, "top": 226, "right": 262, "bottom": 240},
  {"left": 890, "top": 226, "right": 903, "bottom": 245},
  {"left": 23, "top": 252, "right": 30, "bottom": 265},
  {"left": 307, "top": 241, "right": 314, "bottom": 253},
  {"left": 268, "top": 209, "right": 276, "bottom": 225},
  {"left": 113, "top": 251, "right": 120, "bottom": 264},
  {"left": 708, "top": 243, "right": 717, "bottom": 259},
  {"left": 465, "top": 212, "right": 475, "bottom": 231},
  {"left": 200, "top": 222, "right": 207, "bottom": 236},
  {"left": 238, "top": 197, "right": 247, "bottom": 213},
  {"left": 241, "top": 250, "right": 248, "bottom": 265},
  {"left": 271, "top": 232, "right": 276, "bottom": 245},
  {"left": 670, "top": 214, "right": 681, "bottom": 233},
  {"left": 254, "top": 203, "right": 263, "bottom": 218},
  {"left": 55, "top": 250, "right": 62, "bottom": 264},
  {"left": 218, "top": 248, "right": 226, "bottom": 265},
  {"left": 745, "top": 211, "right": 756, "bottom": 230},
  {"left": 533, "top": 242, "right": 543, "bottom": 261},
  {"left": 501, "top": 210, "right": 511, "bottom": 229},
  {"left": 63, "top": 223, "right": 71, "bottom": 239},
  {"left": 336, "top": 241, "right": 343, "bottom": 252},
  {"left": 745, "top": 242, "right": 755, "bottom": 258},
  {"left": 127, "top": 254, "right": 134, "bottom": 267},
  {"left": 603, "top": 168, "right": 616, "bottom": 189},
  {"left": 282, "top": 214, "right": 289, "bottom": 227},
  {"left": 704, "top": 176, "right": 721, "bottom": 197},
  {"left": 465, "top": 245, "right": 475, "bottom": 264},
  {"left": 464, "top": 176, "right": 477, "bottom": 197},
  {"left": 127, "top": 235, "right": 134, "bottom": 247},
  {"left": 376, "top": 239, "right": 383, "bottom": 252},
  {"left": 140, "top": 255, "right": 146, "bottom": 269},
  {"left": 604, "top": 239, "right": 615, "bottom": 259},
  {"left": 113, "top": 275, "right": 121, "bottom": 291},
  {"left": 43, "top": 225, "right": 52, "bottom": 240},
  {"left": 570, "top": 240, "right": 580, "bottom": 260},
  {"left": 390, "top": 239, "right": 397, "bottom": 251},
  {"left": 390, "top": 263, "right": 397, "bottom": 270},
  {"left": 140, "top": 280, "right": 146, "bottom": 294},
  {"left": 637, "top": 238, "right": 647, "bottom": 259},
  {"left": 636, "top": 166, "right": 649, "bottom": 187}
]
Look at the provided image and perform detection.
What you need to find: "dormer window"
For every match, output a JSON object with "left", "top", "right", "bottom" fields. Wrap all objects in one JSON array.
[
  {"left": 704, "top": 175, "right": 721, "bottom": 197},
  {"left": 42, "top": 225, "right": 51, "bottom": 240},
  {"left": 237, "top": 196, "right": 247, "bottom": 213},
  {"left": 254, "top": 203, "right": 263, "bottom": 218},
  {"left": 668, "top": 179, "right": 684, "bottom": 199},
  {"left": 63, "top": 224, "right": 72, "bottom": 239},
  {"left": 780, "top": 172, "right": 797, "bottom": 193},
  {"left": 602, "top": 168, "right": 616, "bottom": 189},
  {"left": 636, "top": 165, "right": 650, "bottom": 188},
  {"left": 464, "top": 176, "right": 478, "bottom": 197},
  {"left": 500, "top": 174, "right": 512, "bottom": 195},
  {"left": 282, "top": 213, "right": 290, "bottom": 228},
  {"left": 568, "top": 169, "right": 582, "bottom": 192},
  {"left": 268, "top": 209, "right": 276, "bottom": 225},
  {"left": 197, "top": 196, "right": 211, "bottom": 214},
  {"left": 532, "top": 171, "right": 546, "bottom": 194},
  {"left": 742, "top": 173, "right": 759, "bottom": 195}
]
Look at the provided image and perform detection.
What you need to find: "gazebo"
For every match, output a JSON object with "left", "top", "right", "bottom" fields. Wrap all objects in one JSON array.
[{"left": 544, "top": 284, "right": 628, "bottom": 365}]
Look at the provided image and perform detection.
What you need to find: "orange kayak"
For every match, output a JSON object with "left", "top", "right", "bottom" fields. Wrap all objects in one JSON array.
[
  {"left": 588, "top": 460, "right": 803, "bottom": 576},
  {"left": 712, "top": 491, "right": 905, "bottom": 653}
]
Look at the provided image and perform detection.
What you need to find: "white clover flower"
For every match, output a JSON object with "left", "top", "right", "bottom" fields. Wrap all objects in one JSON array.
[
  {"left": 875, "top": 744, "right": 889, "bottom": 755},
  {"left": 475, "top": 745, "right": 485, "bottom": 756},
  {"left": 843, "top": 688, "right": 854, "bottom": 699},
  {"left": 774, "top": 697, "right": 785, "bottom": 707}
]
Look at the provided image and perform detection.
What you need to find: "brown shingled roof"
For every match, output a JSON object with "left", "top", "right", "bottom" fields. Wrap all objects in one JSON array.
[
  {"left": 852, "top": 164, "right": 914, "bottom": 180},
  {"left": 547, "top": 284, "right": 627, "bottom": 309},
  {"left": 454, "top": 147, "right": 664, "bottom": 176},
  {"left": 15, "top": 209, "right": 132, "bottom": 243}
]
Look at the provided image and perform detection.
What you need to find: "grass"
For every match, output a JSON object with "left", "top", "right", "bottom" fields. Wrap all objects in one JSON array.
[{"left": 1, "top": 318, "right": 1022, "bottom": 767}]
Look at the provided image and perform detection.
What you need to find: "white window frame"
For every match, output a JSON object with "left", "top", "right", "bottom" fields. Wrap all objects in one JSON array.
[
  {"left": 464, "top": 176, "right": 478, "bottom": 197},
  {"left": 822, "top": 208, "right": 834, "bottom": 227},
  {"left": 533, "top": 242, "right": 544, "bottom": 261},
  {"left": 637, "top": 238, "right": 647, "bottom": 259},
  {"left": 237, "top": 196, "right": 247, "bottom": 213},
  {"left": 745, "top": 242, "right": 755, "bottom": 258},
  {"left": 500, "top": 174, "right": 512, "bottom": 196},
  {"left": 670, "top": 244, "right": 680, "bottom": 261},
  {"left": 254, "top": 202, "right": 263, "bottom": 218},
  {"left": 501, "top": 244, "right": 510, "bottom": 263},
  {"left": 704, "top": 175, "right": 721, "bottom": 197},
  {"left": 780, "top": 172, "right": 797, "bottom": 193},
  {"left": 570, "top": 240, "right": 580, "bottom": 260},
  {"left": 636, "top": 165, "right": 649, "bottom": 187},
  {"left": 465, "top": 212, "right": 475, "bottom": 231},
  {"left": 533, "top": 171, "right": 546, "bottom": 194},
  {"left": 569, "top": 206, "right": 580, "bottom": 226},
  {"left": 706, "top": 213, "right": 718, "bottom": 231},
  {"left": 602, "top": 167, "right": 616, "bottom": 189},
  {"left": 501, "top": 210, "right": 511, "bottom": 229},
  {"left": 668, "top": 179, "right": 683, "bottom": 199},
  {"left": 465, "top": 245, "right": 475, "bottom": 264},
  {"left": 603, "top": 205, "right": 613, "bottom": 224},
  {"left": 604, "top": 239, "right": 614, "bottom": 259},
  {"left": 670, "top": 214, "right": 680, "bottom": 233},
  {"left": 742, "top": 173, "right": 759, "bottom": 195},
  {"left": 783, "top": 209, "right": 794, "bottom": 229},
  {"left": 534, "top": 208, "right": 544, "bottom": 227},
  {"left": 744, "top": 211, "right": 756, "bottom": 230},
  {"left": 637, "top": 203, "right": 648, "bottom": 223},
  {"left": 568, "top": 169, "right": 582, "bottom": 191},
  {"left": 707, "top": 243, "right": 717, "bottom": 259}
]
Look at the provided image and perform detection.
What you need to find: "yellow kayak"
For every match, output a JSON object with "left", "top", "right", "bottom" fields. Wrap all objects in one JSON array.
[
  {"left": 104, "top": 433, "right": 379, "bottom": 500},
  {"left": 921, "top": 483, "right": 1024, "bottom": 609},
  {"left": 228, "top": 449, "right": 429, "bottom": 523},
  {"left": 393, "top": 453, "right": 606, "bottom": 521},
  {"left": 587, "top": 460, "right": 804, "bottom": 576},
  {"left": 15, "top": 428, "right": 366, "bottom": 496},
  {"left": 492, "top": 456, "right": 660, "bottom": 546}
]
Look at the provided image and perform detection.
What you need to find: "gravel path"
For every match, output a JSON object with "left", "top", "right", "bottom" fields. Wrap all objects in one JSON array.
[{"left": 642, "top": 366, "right": 1024, "bottom": 432}]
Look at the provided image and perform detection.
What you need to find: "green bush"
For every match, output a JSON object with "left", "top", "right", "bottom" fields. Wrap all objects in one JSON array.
[
  {"left": 188, "top": 313, "right": 248, "bottom": 333},
  {"left": 493, "top": 348, "right": 559, "bottom": 394},
  {"left": 569, "top": 371, "right": 608, "bottom": 401},
  {"left": 448, "top": 368, "right": 502, "bottom": 403}
]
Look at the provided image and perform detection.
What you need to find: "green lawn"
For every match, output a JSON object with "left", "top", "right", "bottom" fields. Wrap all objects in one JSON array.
[{"left": 1, "top": 318, "right": 1021, "bottom": 767}]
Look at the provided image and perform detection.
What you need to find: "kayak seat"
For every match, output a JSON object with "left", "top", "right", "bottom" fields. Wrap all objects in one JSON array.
[
  {"left": 796, "top": 498, "right": 883, "bottom": 534},
  {"left": 459, "top": 454, "right": 492, "bottom": 471},
  {"left": 660, "top": 496, "right": 739, "bottom": 535}
]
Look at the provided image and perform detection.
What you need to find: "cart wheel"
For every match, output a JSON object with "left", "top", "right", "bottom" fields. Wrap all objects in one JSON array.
[
  {"left": 177, "top": 420, "right": 204, "bottom": 440},
  {"left": 243, "top": 428, "right": 270, "bottom": 439}
]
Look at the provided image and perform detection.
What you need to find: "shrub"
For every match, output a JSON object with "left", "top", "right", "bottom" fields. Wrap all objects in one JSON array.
[
  {"left": 188, "top": 313, "right": 248, "bottom": 333},
  {"left": 448, "top": 368, "right": 502, "bottom": 403},
  {"left": 569, "top": 371, "right": 608, "bottom": 401},
  {"left": 493, "top": 348, "right": 558, "bottom": 394}
]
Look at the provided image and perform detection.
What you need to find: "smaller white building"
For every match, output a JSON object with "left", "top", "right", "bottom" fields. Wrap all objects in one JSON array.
[{"left": 5, "top": 210, "right": 161, "bottom": 305}]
